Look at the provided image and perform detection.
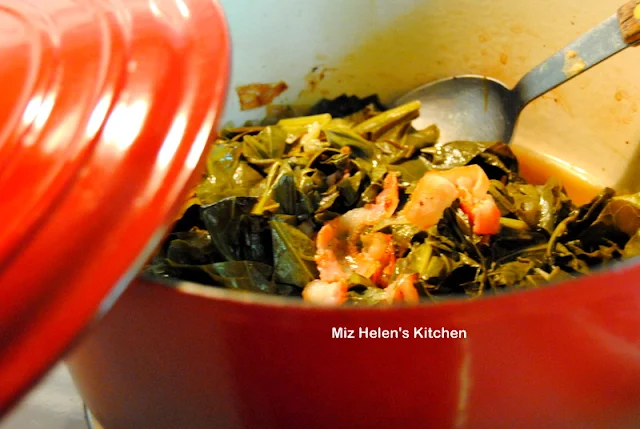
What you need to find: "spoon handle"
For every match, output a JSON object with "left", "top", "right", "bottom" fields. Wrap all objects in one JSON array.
[{"left": 513, "top": 1, "right": 639, "bottom": 108}]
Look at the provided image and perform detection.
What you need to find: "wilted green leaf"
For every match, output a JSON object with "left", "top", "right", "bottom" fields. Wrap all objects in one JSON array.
[
  {"left": 205, "top": 261, "right": 276, "bottom": 294},
  {"left": 196, "top": 143, "right": 264, "bottom": 205},
  {"left": 324, "top": 126, "right": 380, "bottom": 159},
  {"left": 165, "top": 228, "right": 213, "bottom": 266},
  {"left": 146, "top": 94, "right": 640, "bottom": 305},
  {"left": 270, "top": 220, "right": 318, "bottom": 287},
  {"left": 428, "top": 141, "right": 494, "bottom": 169},
  {"left": 593, "top": 193, "right": 640, "bottom": 236},
  {"left": 200, "top": 197, "right": 272, "bottom": 263},
  {"left": 388, "top": 157, "right": 431, "bottom": 184},
  {"left": 242, "top": 125, "right": 288, "bottom": 161},
  {"left": 623, "top": 230, "right": 640, "bottom": 259}
]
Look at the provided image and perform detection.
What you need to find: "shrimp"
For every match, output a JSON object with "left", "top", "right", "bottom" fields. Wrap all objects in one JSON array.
[
  {"left": 385, "top": 273, "right": 419, "bottom": 304},
  {"left": 313, "top": 173, "right": 400, "bottom": 283},
  {"left": 313, "top": 218, "right": 345, "bottom": 282},
  {"left": 305, "top": 165, "right": 500, "bottom": 305},
  {"left": 340, "top": 172, "right": 399, "bottom": 231},
  {"left": 303, "top": 279, "right": 348, "bottom": 305},
  {"left": 354, "top": 232, "right": 396, "bottom": 287},
  {"left": 400, "top": 174, "right": 458, "bottom": 230},
  {"left": 305, "top": 173, "right": 400, "bottom": 304},
  {"left": 401, "top": 165, "right": 500, "bottom": 235}
]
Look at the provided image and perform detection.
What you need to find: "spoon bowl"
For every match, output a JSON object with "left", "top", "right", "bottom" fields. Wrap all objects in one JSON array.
[
  {"left": 395, "top": 75, "right": 519, "bottom": 143},
  {"left": 395, "top": 2, "right": 640, "bottom": 143}
]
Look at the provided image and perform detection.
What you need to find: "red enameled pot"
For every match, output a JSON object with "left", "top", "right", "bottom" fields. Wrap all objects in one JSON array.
[{"left": 3, "top": 0, "right": 640, "bottom": 428}]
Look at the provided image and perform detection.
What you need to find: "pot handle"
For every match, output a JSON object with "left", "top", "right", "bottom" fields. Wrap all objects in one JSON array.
[{"left": 618, "top": 0, "right": 640, "bottom": 44}]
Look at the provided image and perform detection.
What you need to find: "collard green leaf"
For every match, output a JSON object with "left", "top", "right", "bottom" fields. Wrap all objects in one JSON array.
[
  {"left": 196, "top": 143, "right": 264, "bottom": 205},
  {"left": 563, "top": 241, "right": 621, "bottom": 267},
  {"left": 242, "top": 125, "right": 287, "bottom": 161},
  {"left": 346, "top": 287, "right": 388, "bottom": 306},
  {"left": 165, "top": 228, "right": 214, "bottom": 266},
  {"left": 270, "top": 162, "right": 313, "bottom": 215},
  {"left": 200, "top": 197, "right": 272, "bottom": 264},
  {"left": 324, "top": 126, "right": 380, "bottom": 159},
  {"left": 346, "top": 273, "right": 378, "bottom": 289},
  {"left": 275, "top": 283, "right": 302, "bottom": 296},
  {"left": 307, "top": 148, "right": 343, "bottom": 174},
  {"left": 537, "top": 178, "right": 571, "bottom": 233},
  {"left": 407, "top": 242, "right": 448, "bottom": 282},
  {"left": 494, "top": 242, "right": 549, "bottom": 266},
  {"left": 404, "top": 125, "right": 439, "bottom": 150},
  {"left": 505, "top": 183, "right": 542, "bottom": 228},
  {"left": 297, "top": 168, "right": 327, "bottom": 194},
  {"left": 148, "top": 95, "right": 640, "bottom": 304},
  {"left": 322, "top": 152, "right": 351, "bottom": 170},
  {"left": 592, "top": 193, "right": 640, "bottom": 237},
  {"left": 309, "top": 94, "right": 386, "bottom": 118},
  {"left": 337, "top": 171, "right": 364, "bottom": 207},
  {"left": 270, "top": 220, "right": 318, "bottom": 287},
  {"left": 425, "top": 141, "right": 517, "bottom": 181},
  {"left": 358, "top": 182, "right": 383, "bottom": 206},
  {"left": 566, "top": 188, "right": 615, "bottom": 236},
  {"left": 391, "top": 223, "right": 422, "bottom": 252},
  {"left": 205, "top": 261, "right": 276, "bottom": 294},
  {"left": 352, "top": 100, "right": 421, "bottom": 139},
  {"left": 488, "top": 180, "right": 516, "bottom": 216},
  {"left": 488, "top": 260, "right": 535, "bottom": 289},
  {"left": 473, "top": 142, "right": 518, "bottom": 179},
  {"left": 388, "top": 157, "right": 431, "bottom": 184},
  {"left": 489, "top": 177, "right": 571, "bottom": 235},
  {"left": 437, "top": 207, "right": 481, "bottom": 256},
  {"left": 376, "top": 120, "right": 412, "bottom": 147},
  {"left": 623, "top": 230, "right": 640, "bottom": 259},
  {"left": 401, "top": 236, "right": 483, "bottom": 297},
  {"left": 316, "top": 191, "right": 340, "bottom": 213},
  {"left": 427, "top": 141, "right": 494, "bottom": 169},
  {"left": 552, "top": 243, "right": 590, "bottom": 274},
  {"left": 277, "top": 113, "right": 332, "bottom": 139}
]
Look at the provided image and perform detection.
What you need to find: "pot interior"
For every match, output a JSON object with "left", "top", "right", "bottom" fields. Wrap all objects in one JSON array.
[{"left": 220, "top": 0, "right": 640, "bottom": 193}]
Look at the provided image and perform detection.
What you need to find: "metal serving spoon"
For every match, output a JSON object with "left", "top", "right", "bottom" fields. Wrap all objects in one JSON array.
[{"left": 394, "top": 1, "right": 640, "bottom": 144}]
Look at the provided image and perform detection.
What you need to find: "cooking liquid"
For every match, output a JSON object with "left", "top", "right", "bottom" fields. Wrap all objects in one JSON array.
[{"left": 511, "top": 145, "right": 605, "bottom": 205}]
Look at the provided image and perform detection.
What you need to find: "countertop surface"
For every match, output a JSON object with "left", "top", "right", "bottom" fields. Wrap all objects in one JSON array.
[{"left": 1, "top": 365, "right": 87, "bottom": 429}]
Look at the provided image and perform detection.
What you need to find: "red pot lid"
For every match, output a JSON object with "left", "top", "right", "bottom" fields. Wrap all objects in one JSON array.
[{"left": 0, "top": 0, "right": 229, "bottom": 413}]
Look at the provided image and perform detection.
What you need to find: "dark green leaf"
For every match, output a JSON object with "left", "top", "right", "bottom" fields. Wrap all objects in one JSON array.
[
  {"left": 324, "top": 126, "right": 380, "bottom": 159},
  {"left": 271, "top": 163, "right": 300, "bottom": 215},
  {"left": 592, "top": 193, "right": 640, "bottom": 236},
  {"left": 388, "top": 157, "right": 431, "bottom": 184},
  {"left": 166, "top": 228, "right": 213, "bottom": 266},
  {"left": 346, "top": 287, "right": 388, "bottom": 306},
  {"left": 316, "top": 191, "right": 340, "bottom": 212},
  {"left": 352, "top": 100, "right": 421, "bottom": 139},
  {"left": 346, "top": 273, "right": 378, "bottom": 289},
  {"left": 488, "top": 260, "right": 536, "bottom": 288},
  {"left": 337, "top": 171, "right": 364, "bottom": 207},
  {"left": 428, "top": 141, "right": 494, "bottom": 169},
  {"left": 200, "top": 197, "right": 272, "bottom": 263},
  {"left": 205, "top": 261, "right": 276, "bottom": 294},
  {"left": 472, "top": 142, "right": 519, "bottom": 179},
  {"left": 503, "top": 178, "right": 571, "bottom": 233},
  {"left": 404, "top": 125, "right": 439, "bottom": 150},
  {"left": 270, "top": 220, "right": 318, "bottom": 287}
]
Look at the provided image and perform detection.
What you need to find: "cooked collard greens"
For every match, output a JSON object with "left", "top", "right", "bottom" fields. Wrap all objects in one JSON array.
[{"left": 145, "top": 95, "right": 640, "bottom": 305}]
